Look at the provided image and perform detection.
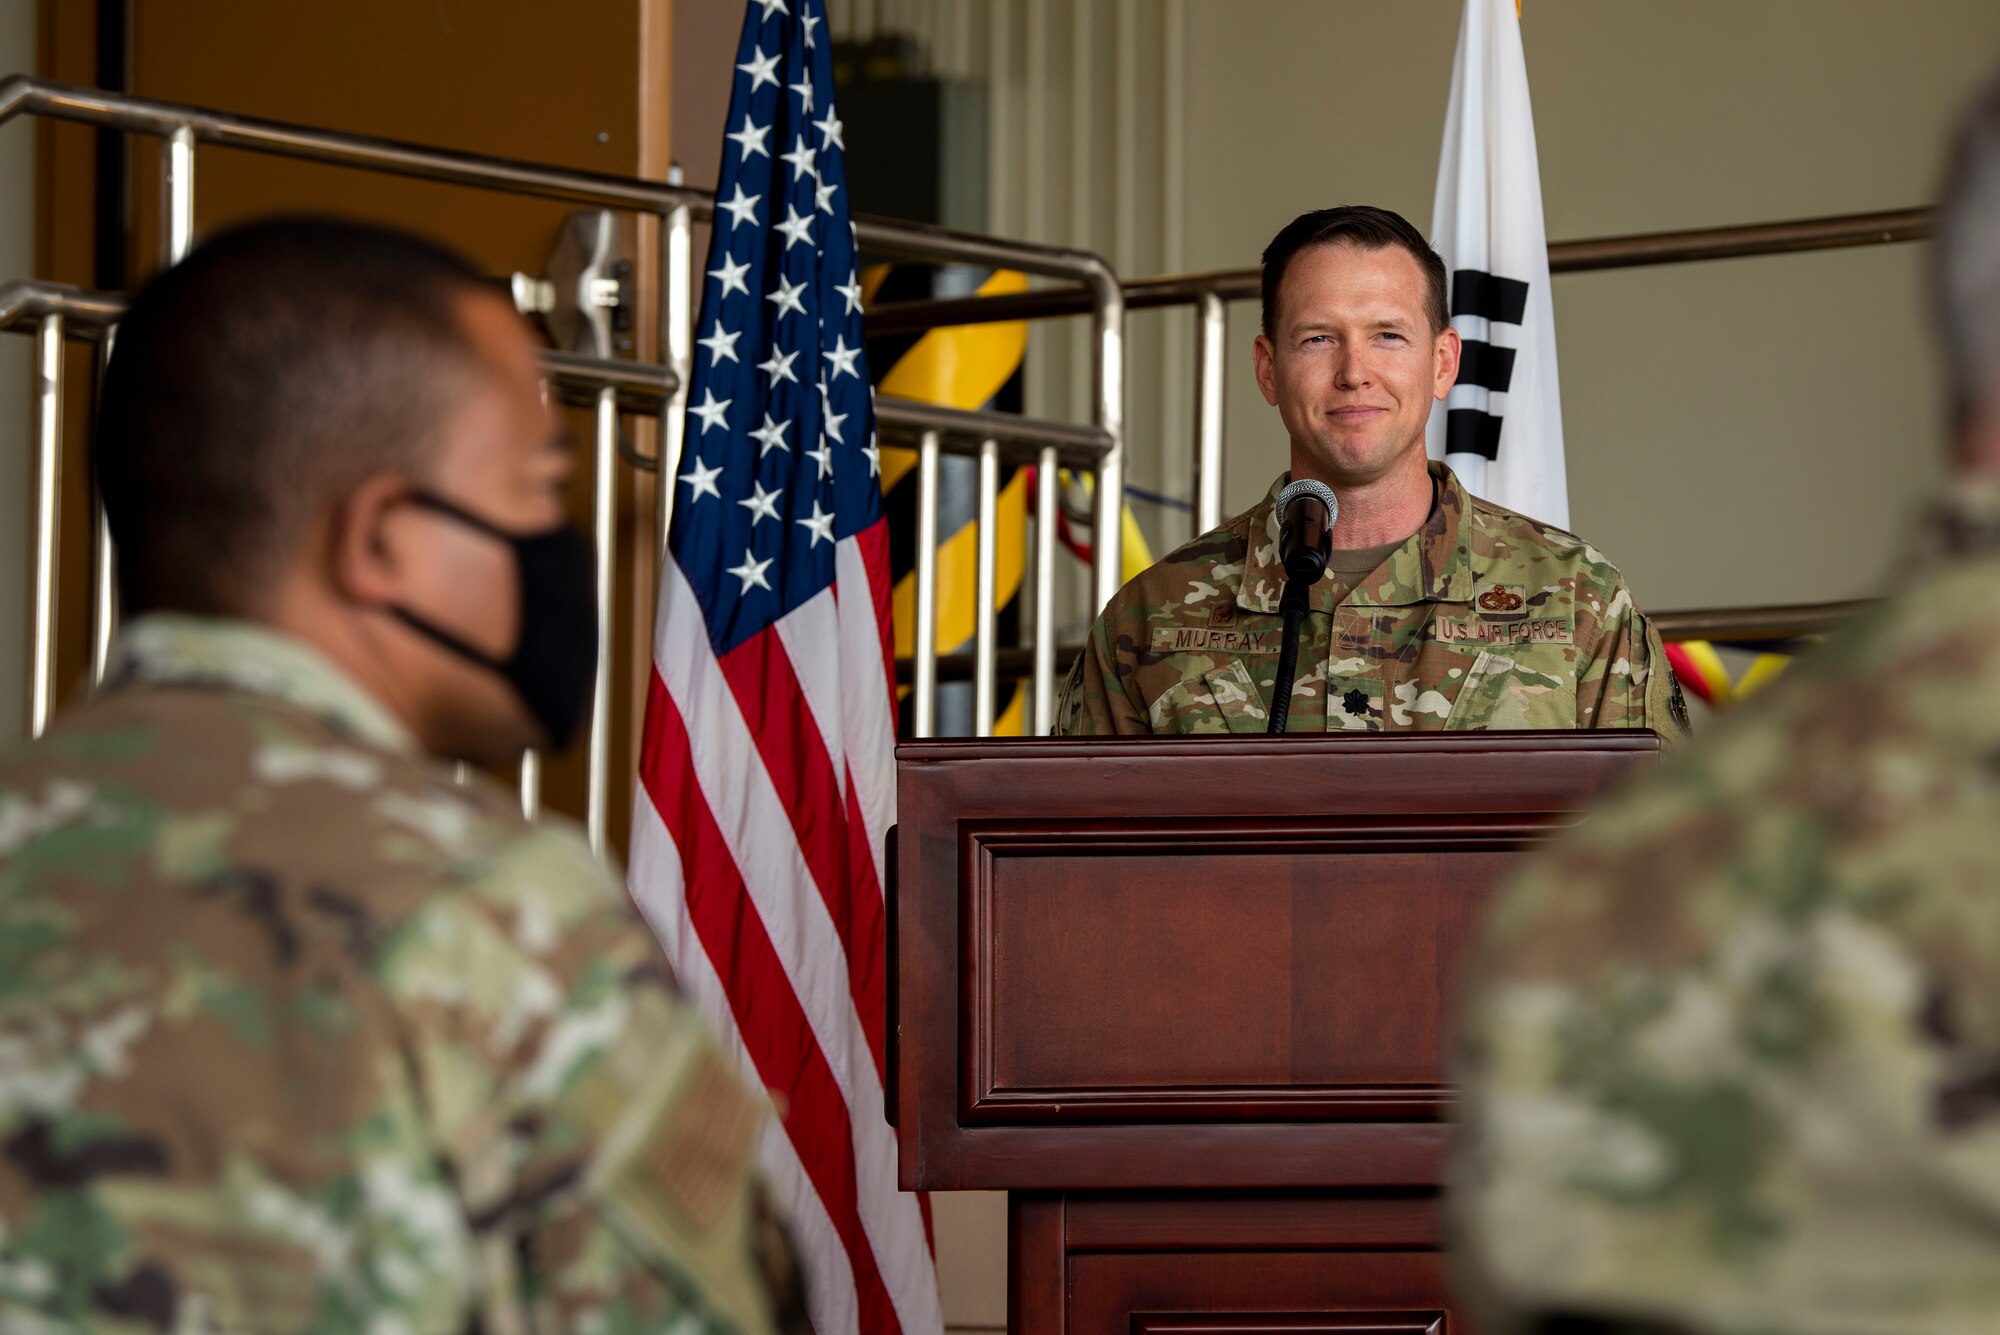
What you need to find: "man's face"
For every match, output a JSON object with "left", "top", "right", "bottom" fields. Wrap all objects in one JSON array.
[
  {"left": 388, "top": 290, "right": 572, "bottom": 757},
  {"left": 1253, "top": 242, "right": 1460, "bottom": 488}
]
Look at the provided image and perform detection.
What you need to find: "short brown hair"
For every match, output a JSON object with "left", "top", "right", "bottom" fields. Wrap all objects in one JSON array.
[{"left": 1259, "top": 205, "right": 1449, "bottom": 338}]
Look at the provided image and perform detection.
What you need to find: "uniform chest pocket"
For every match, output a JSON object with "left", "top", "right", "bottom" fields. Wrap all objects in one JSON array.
[
  {"left": 1444, "top": 649, "right": 1577, "bottom": 730},
  {"left": 1146, "top": 658, "right": 1269, "bottom": 734}
]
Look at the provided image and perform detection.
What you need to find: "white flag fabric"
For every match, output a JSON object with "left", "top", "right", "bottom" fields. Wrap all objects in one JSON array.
[{"left": 1426, "top": 0, "right": 1569, "bottom": 530}]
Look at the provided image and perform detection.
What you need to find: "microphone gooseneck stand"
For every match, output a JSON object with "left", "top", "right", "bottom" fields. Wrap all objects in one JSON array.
[
  {"left": 1265, "top": 478, "right": 1337, "bottom": 734},
  {"left": 1266, "top": 575, "right": 1312, "bottom": 733}
]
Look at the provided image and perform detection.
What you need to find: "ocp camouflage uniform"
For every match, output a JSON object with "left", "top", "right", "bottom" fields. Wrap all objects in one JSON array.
[
  {"left": 1451, "top": 485, "right": 2000, "bottom": 1335},
  {"left": 1056, "top": 462, "right": 1685, "bottom": 738},
  {"left": 0, "top": 616, "right": 801, "bottom": 1335}
]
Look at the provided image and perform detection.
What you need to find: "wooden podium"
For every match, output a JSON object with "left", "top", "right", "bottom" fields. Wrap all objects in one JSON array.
[{"left": 889, "top": 732, "right": 1658, "bottom": 1335}]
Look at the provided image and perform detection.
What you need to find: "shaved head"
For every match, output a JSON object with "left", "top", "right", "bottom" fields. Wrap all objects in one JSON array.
[{"left": 94, "top": 217, "right": 496, "bottom": 615}]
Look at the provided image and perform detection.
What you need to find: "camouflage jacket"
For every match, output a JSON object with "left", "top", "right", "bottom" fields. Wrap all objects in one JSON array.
[
  {"left": 1056, "top": 462, "right": 1684, "bottom": 738},
  {"left": 1451, "top": 488, "right": 2000, "bottom": 1335},
  {"left": 0, "top": 616, "right": 795, "bottom": 1335}
]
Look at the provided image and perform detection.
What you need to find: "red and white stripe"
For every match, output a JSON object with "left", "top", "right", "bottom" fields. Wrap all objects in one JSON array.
[{"left": 630, "top": 519, "right": 939, "bottom": 1335}]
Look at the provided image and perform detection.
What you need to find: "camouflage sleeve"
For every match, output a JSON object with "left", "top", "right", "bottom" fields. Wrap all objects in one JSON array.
[
  {"left": 383, "top": 827, "right": 791, "bottom": 1335},
  {"left": 1054, "top": 612, "right": 1150, "bottom": 735},
  {"left": 1574, "top": 589, "right": 1688, "bottom": 743},
  {"left": 1451, "top": 559, "right": 2000, "bottom": 1334}
]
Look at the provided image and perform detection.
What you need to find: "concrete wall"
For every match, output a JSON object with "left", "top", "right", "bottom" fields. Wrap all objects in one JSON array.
[{"left": 0, "top": 0, "right": 31, "bottom": 746}]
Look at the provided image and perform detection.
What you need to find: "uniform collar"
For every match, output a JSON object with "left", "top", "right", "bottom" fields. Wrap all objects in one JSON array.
[
  {"left": 1235, "top": 460, "right": 1476, "bottom": 614},
  {"left": 103, "top": 614, "right": 417, "bottom": 754}
]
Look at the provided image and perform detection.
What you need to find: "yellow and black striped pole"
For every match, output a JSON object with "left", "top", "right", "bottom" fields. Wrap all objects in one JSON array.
[
  {"left": 869, "top": 265, "right": 1031, "bottom": 735},
  {"left": 867, "top": 265, "right": 1158, "bottom": 734}
]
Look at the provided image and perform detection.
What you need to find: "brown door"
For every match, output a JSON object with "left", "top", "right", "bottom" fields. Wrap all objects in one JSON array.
[{"left": 37, "top": 0, "right": 673, "bottom": 846}]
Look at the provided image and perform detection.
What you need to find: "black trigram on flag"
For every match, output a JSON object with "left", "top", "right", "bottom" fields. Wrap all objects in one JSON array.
[{"left": 1444, "top": 268, "right": 1529, "bottom": 461}]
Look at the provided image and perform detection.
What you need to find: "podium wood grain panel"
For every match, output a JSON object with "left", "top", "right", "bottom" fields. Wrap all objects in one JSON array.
[
  {"left": 1051, "top": 1193, "right": 1452, "bottom": 1335},
  {"left": 969, "top": 830, "right": 1514, "bottom": 1119},
  {"left": 892, "top": 733, "right": 1656, "bottom": 1191}
]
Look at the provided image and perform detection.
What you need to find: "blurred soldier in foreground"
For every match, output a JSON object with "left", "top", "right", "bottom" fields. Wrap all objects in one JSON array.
[
  {"left": 1452, "top": 74, "right": 2000, "bottom": 1335},
  {"left": 0, "top": 219, "right": 800, "bottom": 1333},
  {"left": 1056, "top": 205, "right": 1684, "bottom": 738}
]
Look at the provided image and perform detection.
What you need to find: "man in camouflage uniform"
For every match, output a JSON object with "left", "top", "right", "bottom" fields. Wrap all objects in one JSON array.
[
  {"left": 1449, "top": 73, "right": 2000, "bottom": 1335},
  {"left": 1057, "top": 205, "right": 1682, "bottom": 738},
  {"left": 0, "top": 220, "right": 801, "bottom": 1333}
]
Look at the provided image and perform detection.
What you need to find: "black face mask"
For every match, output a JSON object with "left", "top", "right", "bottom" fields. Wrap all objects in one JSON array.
[{"left": 390, "top": 491, "right": 598, "bottom": 753}]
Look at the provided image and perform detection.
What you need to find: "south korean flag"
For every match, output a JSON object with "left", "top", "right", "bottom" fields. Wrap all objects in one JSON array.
[{"left": 1426, "top": 0, "right": 1569, "bottom": 531}]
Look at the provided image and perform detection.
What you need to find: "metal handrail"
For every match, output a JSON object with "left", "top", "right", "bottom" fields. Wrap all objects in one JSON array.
[
  {"left": 0, "top": 76, "right": 1119, "bottom": 277},
  {"left": 3, "top": 274, "right": 1113, "bottom": 737},
  {"left": 864, "top": 206, "right": 1936, "bottom": 335},
  {"left": 0, "top": 75, "right": 1131, "bottom": 810},
  {"left": 865, "top": 203, "right": 1936, "bottom": 541},
  {"left": 0, "top": 281, "right": 683, "bottom": 414},
  {"left": 0, "top": 280, "right": 126, "bottom": 330},
  {"left": 876, "top": 396, "right": 1112, "bottom": 465},
  {"left": 899, "top": 599, "right": 1874, "bottom": 699},
  {"left": 1649, "top": 599, "right": 1872, "bottom": 645}
]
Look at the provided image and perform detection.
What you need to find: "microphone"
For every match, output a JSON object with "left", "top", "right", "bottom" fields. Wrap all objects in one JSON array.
[
  {"left": 1267, "top": 478, "right": 1338, "bottom": 734},
  {"left": 1276, "top": 478, "right": 1338, "bottom": 586}
]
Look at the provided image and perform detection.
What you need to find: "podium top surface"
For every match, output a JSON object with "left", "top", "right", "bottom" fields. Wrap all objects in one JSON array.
[
  {"left": 894, "top": 729, "right": 1661, "bottom": 823},
  {"left": 897, "top": 729, "right": 1661, "bottom": 762}
]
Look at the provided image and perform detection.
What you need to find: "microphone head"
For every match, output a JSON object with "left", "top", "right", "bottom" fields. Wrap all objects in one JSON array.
[
  {"left": 1276, "top": 478, "right": 1338, "bottom": 530},
  {"left": 1276, "top": 478, "right": 1337, "bottom": 586}
]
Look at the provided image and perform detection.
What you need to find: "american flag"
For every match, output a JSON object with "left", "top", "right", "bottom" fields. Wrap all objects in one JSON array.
[{"left": 627, "top": 3, "right": 941, "bottom": 1334}]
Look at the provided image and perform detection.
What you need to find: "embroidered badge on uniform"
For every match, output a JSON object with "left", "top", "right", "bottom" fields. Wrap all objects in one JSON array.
[
  {"left": 1474, "top": 582, "right": 1528, "bottom": 617},
  {"left": 1343, "top": 688, "right": 1369, "bottom": 717},
  {"left": 647, "top": 1047, "right": 760, "bottom": 1231},
  {"left": 1149, "top": 626, "right": 1282, "bottom": 655},
  {"left": 1436, "top": 581, "right": 1574, "bottom": 646}
]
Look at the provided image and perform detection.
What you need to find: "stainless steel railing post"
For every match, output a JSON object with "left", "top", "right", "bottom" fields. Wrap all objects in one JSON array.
[
  {"left": 911, "top": 430, "right": 942, "bottom": 738},
  {"left": 585, "top": 387, "right": 618, "bottom": 853},
  {"left": 1088, "top": 268, "right": 1125, "bottom": 614},
  {"left": 89, "top": 500, "right": 114, "bottom": 683},
  {"left": 28, "top": 314, "right": 62, "bottom": 737},
  {"left": 973, "top": 437, "right": 1000, "bottom": 736},
  {"left": 163, "top": 125, "right": 195, "bottom": 264},
  {"left": 518, "top": 750, "right": 541, "bottom": 820},
  {"left": 1031, "top": 444, "right": 1059, "bottom": 734},
  {"left": 657, "top": 196, "right": 692, "bottom": 559},
  {"left": 1192, "top": 289, "right": 1226, "bottom": 535},
  {"left": 89, "top": 326, "right": 117, "bottom": 684},
  {"left": 81, "top": 129, "right": 193, "bottom": 691}
]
